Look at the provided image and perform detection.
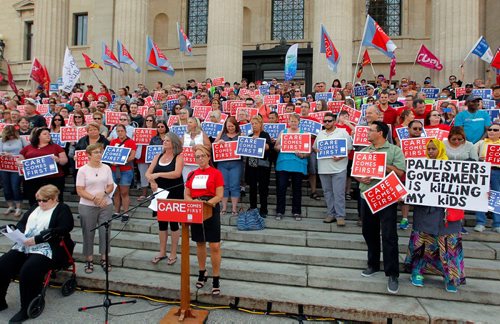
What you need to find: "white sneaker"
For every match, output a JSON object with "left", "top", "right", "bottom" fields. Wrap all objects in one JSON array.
[
  {"left": 474, "top": 224, "right": 485, "bottom": 232},
  {"left": 3, "top": 207, "right": 15, "bottom": 215},
  {"left": 494, "top": 227, "right": 500, "bottom": 234}
]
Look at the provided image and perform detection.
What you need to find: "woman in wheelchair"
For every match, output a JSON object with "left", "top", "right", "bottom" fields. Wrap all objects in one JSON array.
[{"left": 0, "top": 184, "right": 74, "bottom": 323}]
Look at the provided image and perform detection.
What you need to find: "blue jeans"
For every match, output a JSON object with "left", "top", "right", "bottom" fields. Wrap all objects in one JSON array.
[
  {"left": 476, "top": 168, "right": 500, "bottom": 228},
  {"left": 218, "top": 160, "right": 242, "bottom": 198},
  {"left": 1, "top": 171, "right": 22, "bottom": 202}
]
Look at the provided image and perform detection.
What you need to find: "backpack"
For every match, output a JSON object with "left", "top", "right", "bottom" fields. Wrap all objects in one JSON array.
[{"left": 237, "top": 208, "right": 265, "bottom": 231}]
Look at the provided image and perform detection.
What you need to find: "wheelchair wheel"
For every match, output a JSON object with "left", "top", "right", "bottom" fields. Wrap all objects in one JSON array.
[
  {"left": 61, "top": 277, "right": 77, "bottom": 296},
  {"left": 27, "top": 295, "right": 45, "bottom": 319}
]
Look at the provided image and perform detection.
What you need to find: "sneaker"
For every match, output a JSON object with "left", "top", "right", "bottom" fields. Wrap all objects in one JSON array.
[
  {"left": 410, "top": 274, "right": 424, "bottom": 287},
  {"left": 494, "top": 227, "right": 500, "bottom": 234},
  {"left": 121, "top": 214, "right": 129, "bottom": 223},
  {"left": 474, "top": 224, "right": 485, "bottom": 232},
  {"left": 323, "top": 216, "right": 335, "bottom": 223},
  {"left": 3, "top": 207, "right": 15, "bottom": 215},
  {"left": 361, "top": 267, "right": 379, "bottom": 277},
  {"left": 445, "top": 282, "right": 457, "bottom": 293},
  {"left": 399, "top": 218, "right": 409, "bottom": 230},
  {"left": 387, "top": 276, "right": 399, "bottom": 294},
  {"left": 336, "top": 217, "right": 346, "bottom": 227},
  {"left": 275, "top": 213, "right": 283, "bottom": 221},
  {"left": 461, "top": 226, "right": 469, "bottom": 235}
]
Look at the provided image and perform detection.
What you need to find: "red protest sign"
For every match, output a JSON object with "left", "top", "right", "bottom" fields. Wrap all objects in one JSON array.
[
  {"left": 17, "top": 105, "right": 26, "bottom": 116},
  {"left": 84, "top": 115, "right": 94, "bottom": 124},
  {"left": 70, "top": 93, "right": 84, "bottom": 101},
  {"left": 235, "top": 108, "right": 258, "bottom": 121},
  {"left": 436, "top": 100, "right": 458, "bottom": 113},
  {"left": 144, "top": 96, "right": 155, "bottom": 107},
  {"left": 0, "top": 154, "right": 22, "bottom": 172},
  {"left": 485, "top": 144, "right": 500, "bottom": 166},
  {"left": 166, "top": 94, "right": 178, "bottom": 101},
  {"left": 264, "top": 95, "right": 281, "bottom": 105},
  {"left": 351, "top": 152, "right": 387, "bottom": 179},
  {"left": 182, "top": 146, "right": 197, "bottom": 165},
  {"left": 155, "top": 109, "right": 163, "bottom": 117},
  {"left": 340, "top": 104, "right": 362, "bottom": 124},
  {"left": 212, "top": 77, "right": 225, "bottom": 87},
  {"left": 238, "top": 88, "right": 252, "bottom": 98},
  {"left": 400, "top": 137, "right": 432, "bottom": 158},
  {"left": 41, "top": 98, "right": 49, "bottom": 104},
  {"left": 133, "top": 128, "right": 157, "bottom": 145},
  {"left": 352, "top": 126, "right": 370, "bottom": 146},
  {"left": 190, "top": 99, "right": 203, "bottom": 107},
  {"left": 138, "top": 106, "right": 148, "bottom": 117},
  {"left": 227, "top": 100, "right": 246, "bottom": 115},
  {"left": 280, "top": 133, "right": 311, "bottom": 153},
  {"left": 362, "top": 171, "right": 408, "bottom": 214},
  {"left": 89, "top": 101, "right": 99, "bottom": 108},
  {"left": 36, "top": 104, "right": 49, "bottom": 115},
  {"left": 424, "top": 128, "right": 449, "bottom": 141},
  {"left": 278, "top": 113, "right": 294, "bottom": 124},
  {"left": 167, "top": 115, "right": 179, "bottom": 127},
  {"left": 329, "top": 87, "right": 342, "bottom": 94},
  {"left": 77, "top": 127, "right": 87, "bottom": 140},
  {"left": 183, "top": 90, "right": 194, "bottom": 99},
  {"left": 455, "top": 87, "right": 466, "bottom": 98},
  {"left": 74, "top": 150, "right": 89, "bottom": 169},
  {"left": 153, "top": 91, "right": 161, "bottom": 101},
  {"left": 212, "top": 141, "right": 240, "bottom": 162},
  {"left": 309, "top": 111, "right": 327, "bottom": 121},
  {"left": 105, "top": 111, "right": 126, "bottom": 126},
  {"left": 157, "top": 199, "right": 205, "bottom": 224},
  {"left": 0, "top": 123, "right": 13, "bottom": 133},
  {"left": 44, "top": 115, "right": 53, "bottom": 126},
  {"left": 60, "top": 126, "right": 78, "bottom": 142},
  {"left": 327, "top": 101, "right": 344, "bottom": 113},
  {"left": 193, "top": 106, "right": 212, "bottom": 120}
]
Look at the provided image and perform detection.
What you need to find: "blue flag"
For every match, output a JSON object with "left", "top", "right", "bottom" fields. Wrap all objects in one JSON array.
[{"left": 284, "top": 44, "right": 298, "bottom": 81}]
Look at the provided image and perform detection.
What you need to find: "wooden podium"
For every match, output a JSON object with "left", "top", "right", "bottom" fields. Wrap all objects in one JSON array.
[{"left": 157, "top": 199, "right": 213, "bottom": 323}]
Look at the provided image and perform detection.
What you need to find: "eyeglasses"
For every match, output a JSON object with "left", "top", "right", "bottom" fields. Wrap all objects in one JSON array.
[
  {"left": 158, "top": 125, "right": 166, "bottom": 128},
  {"left": 93, "top": 117, "right": 102, "bottom": 120},
  {"left": 294, "top": 90, "right": 301, "bottom": 93},
  {"left": 36, "top": 199, "right": 49, "bottom": 203},
  {"left": 97, "top": 106, "right": 105, "bottom": 108},
  {"left": 179, "top": 112, "right": 187, "bottom": 115},
  {"left": 450, "top": 137, "right": 464, "bottom": 142},
  {"left": 430, "top": 114, "right": 440, "bottom": 117},
  {"left": 389, "top": 93, "right": 397, "bottom": 95},
  {"left": 323, "top": 120, "right": 334, "bottom": 123},
  {"left": 53, "top": 119, "right": 63, "bottom": 121},
  {"left": 91, "top": 151, "right": 103, "bottom": 155},
  {"left": 146, "top": 119, "right": 154, "bottom": 122},
  {"left": 411, "top": 127, "right": 422, "bottom": 131},
  {"left": 195, "top": 155, "right": 207, "bottom": 159},
  {"left": 120, "top": 119, "right": 128, "bottom": 121},
  {"left": 74, "top": 116, "right": 83, "bottom": 118},
  {"left": 488, "top": 128, "right": 500, "bottom": 132}
]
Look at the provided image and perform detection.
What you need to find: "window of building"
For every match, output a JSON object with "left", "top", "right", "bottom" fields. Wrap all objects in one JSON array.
[
  {"left": 187, "top": 0, "right": 208, "bottom": 45},
  {"left": 73, "top": 13, "right": 88, "bottom": 46},
  {"left": 368, "top": 0, "right": 401, "bottom": 36},
  {"left": 24, "top": 21, "right": 33, "bottom": 61},
  {"left": 271, "top": 0, "right": 304, "bottom": 41}
]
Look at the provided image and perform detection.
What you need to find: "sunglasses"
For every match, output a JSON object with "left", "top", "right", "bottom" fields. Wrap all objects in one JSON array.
[
  {"left": 74, "top": 116, "right": 83, "bottom": 118},
  {"left": 93, "top": 117, "right": 102, "bottom": 120},
  {"left": 411, "top": 127, "right": 422, "bottom": 131},
  {"left": 36, "top": 199, "right": 49, "bottom": 203},
  {"left": 323, "top": 120, "right": 334, "bottom": 123},
  {"left": 120, "top": 119, "right": 128, "bottom": 121},
  {"left": 430, "top": 114, "right": 440, "bottom": 117},
  {"left": 146, "top": 119, "right": 154, "bottom": 122},
  {"left": 53, "top": 119, "right": 63, "bottom": 121},
  {"left": 488, "top": 128, "right": 500, "bottom": 132}
]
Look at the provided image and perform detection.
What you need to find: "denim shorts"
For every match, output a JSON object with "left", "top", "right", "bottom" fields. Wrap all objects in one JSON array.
[{"left": 112, "top": 169, "right": 134, "bottom": 186}]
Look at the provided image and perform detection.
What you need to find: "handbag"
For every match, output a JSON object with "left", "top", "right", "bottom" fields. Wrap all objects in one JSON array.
[{"left": 237, "top": 208, "right": 265, "bottom": 231}]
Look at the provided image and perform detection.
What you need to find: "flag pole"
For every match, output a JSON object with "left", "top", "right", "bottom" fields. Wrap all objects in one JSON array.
[
  {"left": 353, "top": 15, "right": 369, "bottom": 83},
  {"left": 411, "top": 44, "right": 421, "bottom": 81},
  {"left": 176, "top": 22, "right": 187, "bottom": 82}
]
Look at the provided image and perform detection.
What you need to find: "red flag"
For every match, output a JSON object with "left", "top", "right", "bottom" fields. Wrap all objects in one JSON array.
[
  {"left": 42, "top": 65, "right": 51, "bottom": 92},
  {"left": 415, "top": 44, "right": 443, "bottom": 70},
  {"left": 389, "top": 57, "right": 396, "bottom": 80},
  {"left": 82, "top": 53, "right": 103, "bottom": 70},
  {"left": 0, "top": 73, "right": 3, "bottom": 82},
  {"left": 357, "top": 50, "right": 372, "bottom": 78},
  {"left": 491, "top": 49, "right": 500, "bottom": 70},
  {"left": 30, "top": 58, "right": 45, "bottom": 84},
  {"left": 7, "top": 62, "right": 18, "bottom": 94}
]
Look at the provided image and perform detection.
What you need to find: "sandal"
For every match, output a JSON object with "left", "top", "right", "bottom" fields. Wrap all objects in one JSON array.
[
  {"left": 310, "top": 192, "right": 321, "bottom": 200},
  {"left": 212, "top": 276, "right": 220, "bottom": 296},
  {"left": 151, "top": 255, "right": 168, "bottom": 264},
  {"left": 84, "top": 261, "right": 94, "bottom": 274},
  {"left": 196, "top": 270, "right": 208, "bottom": 289},
  {"left": 100, "top": 259, "right": 111, "bottom": 272},
  {"left": 231, "top": 211, "right": 239, "bottom": 216},
  {"left": 221, "top": 210, "right": 226, "bottom": 216},
  {"left": 167, "top": 256, "right": 177, "bottom": 265}
]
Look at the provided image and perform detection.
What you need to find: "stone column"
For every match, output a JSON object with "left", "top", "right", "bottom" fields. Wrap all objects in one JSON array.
[
  {"left": 206, "top": 0, "right": 243, "bottom": 83},
  {"left": 431, "top": 0, "right": 480, "bottom": 87},
  {"left": 112, "top": 0, "right": 148, "bottom": 89},
  {"left": 312, "top": 0, "right": 353, "bottom": 86},
  {"left": 33, "top": 0, "right": 69, "bottom": 83}
]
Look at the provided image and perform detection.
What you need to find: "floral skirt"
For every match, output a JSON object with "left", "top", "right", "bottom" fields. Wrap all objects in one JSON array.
[{"left": 404, "top": 230, "right": 466, "bottom": 286}]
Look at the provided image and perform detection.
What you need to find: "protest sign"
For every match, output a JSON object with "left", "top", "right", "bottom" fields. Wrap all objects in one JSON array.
[
  {"left": 353, "top": 86, "right": 367, "bottom": 97},
  {"left": 280, "top": 133, "right": 311, "bottom": 153},
  {"left": 60, "top": 126, "right": 78, "bottom": 142},
  {"left": 235, "top": 108, "right": 259, "bottom": 121},
  {"left": 0, "top": 154, "right": 21, "bottom": 173},
  {"left": 482, "top": 99, "right": 496, "bottom": 109},
  {"left": 485, "top": 109, "right": 499, "bottom": 121},
  {"left": 182, "top": 146, "right": 197, "bottom": 165},
  {"left": 263, "top": 123, "right": 286, "bottom": 140},
  {"left": 258, "top": 85, "right": 270, "bottom": 95},
  {"left": 352, "top": 126, "right": 370, "bottom": 146},
  {"left": 315, "top": 92, "right": 333, "bottom": 102},
  {"left": 36, "top": 104, "right": 49, "bottom": 115},
  {"left": 16, "top": 105, "right": 26, "bottom": 116},
  {"left": 101, "top": 146, "right": 131, "bottom": 165},
  {"left": 227, "top": 100, "right": 246, "bottom": 115},
  {"left": 166, "top": 99, "right": 179, "bottom": 111},
  {"left": 362, "top": 171, "right": 408, "bottom": 214},
  {"left": 167, "top": 115, "right": 179, "bottom": 127},
  {"left": 77, "top": 127, "right": 87, "bottom": 140},
  {"left": 395, "top": 127, "right": 409, "bottom": 141},
  {"left": 436, "top": 100, "right": 459, "bottom": 113},
  {"left": 299, "top": 119, "right": 322, "bottom": 135},
  {"left": 145, "top": 145, "right": 164, "bottom": 163},
  {"left": 238, "top": 88, "right": 253, "bottom": 98},
  {"left": 21, "top": 155, "right": 59, "bottom": 180},
  {"left": 193, "top": 106, "right": 212, "bottom": 120},
  {"left": 263, "top": 95, "right": 281, "bottom": 105},
  {"left": 212, "top": 141, "right": 240, "bottom": 162},
  {"left": 70, "top": 93, "right": 84, "bottom": 101},
  {"left": 153, "top": 91, "right": 161, "bottom": 101},
  {"left": 84, "top": 115, "right": 94, "bottom": 124},
  {"left": 309, "top": 111, "right": 327, "bottom": 121},
  {"left": 340, "top": 104, "right": 362, "bottom": 124},
  {"left": 240, "top": 122, "right": 253, "bottom": 136},
  {"left": 236, "top": 137, "right": 266, "bottom": 158},
  {"left": 43, "top": 115, "right": 53, "bottom": 126},
  {"left": 405, "top": 158, "right": 490, "bottom": 212},
  {"left": 201, "top": 122, "right": 223, "bottom": 138},
  {"left": 421, "top": 88, "right": 440, "bottom": 100},
  {"left": 276, "top": 103, "right": 288, "bottom": 114},
  {"left": 190, "top": 99, "right": 203, "bottom": 108},
  {"left": 400, "top": 137, "right": 432, "bottom": 158},
  {"left": 455, "top": 87, "right": 466, "bottom": 98},
  {"left": 424, "top": 128, "right": 449, "bottom": 141},
  {"left": 485, "top": 144, "right": 500, "bottom": 166},
  {"left": 144, "top": 96, "right": 155, "bottom": 107},
  {"left": 327, "top": 101, "right": 344, "bottom": 113},
  {"left": 329, "top": 87, "right": 343, "bottom": 94},
  {"left": 291, "top": 97, "right": 306, "bottom": 104},
  {"left": 105, "top": 111, "right": 126, "bottom": 126},
  {"left": 212, "top": 77, "right": 225, "bottom": 87},
  {"left": 137, "top": 106, "right": 148, "bottom": 117},
  {"left": 132, "top": 128, "right": 157, "bottom": 145},
  {"left": 472, "top": 88, "right": 492, "bottom": 100},
  {"left": 74, "top": 150, "right": 89, "bottom": 169},
  {"left": 489, "top": 190, "right": 500, "bottom": 214},
  {"left": 351, "top": 152, "right": 387, "bottom": 179},
  {"left": 316, "top": 138, "right": 348, "bottom": 159},
  {"left": 170, "top": 125, "right": 188, "bottom": 138},
  {"left": 0, "top": 123, "right": 13, "bottom": 133},
  {"left": 50, "top": 132, "right": 66, "bottom": 147}
]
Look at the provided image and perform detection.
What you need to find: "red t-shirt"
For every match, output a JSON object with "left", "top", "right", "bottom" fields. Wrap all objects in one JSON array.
[
  {"left": 412, "top": 107, "right": 431, "bottom": 121},
  {"left": 186, "top": 166, "right": 224, "bottom": 199},
  {"left": 377, "top": 104, "right": 398, "bottom": 126},
  {"left": 20, "top": 144, "right": 65, "bottom": 178},
  {"left": 97, "top": 92, "right": 112, "bottom": 103},
  {"left": 425, "top": 124, "right": 451, "bottom": 131},
  {"left": 109, "top": 138, "right": 137, "bottom": 171}
]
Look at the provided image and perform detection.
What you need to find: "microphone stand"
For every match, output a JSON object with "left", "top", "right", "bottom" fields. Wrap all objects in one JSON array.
[{"left": 78, "top": 184, "right": 183, "bottom": 323}]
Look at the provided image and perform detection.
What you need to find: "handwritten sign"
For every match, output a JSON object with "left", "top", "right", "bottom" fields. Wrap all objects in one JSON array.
[
  {"left": 362, "top": 171, "right": 408, "bottom": 214},
  {"left": 236, "top": 137, "right": 266, "bottom": 158},
  {"left": 299, "top": 119, "right": 322, "bottom": 135},
  {"left": 145, "top": 145, "right": 164, "bottom": 163},
  {"left": 182, "top": 146, "right": 197, "bottom": 165},
  {"left": 101, "top": 146, "right": 131, "bottom": 165},
  {"left": 351, "top": 152, "right": 387, "bottom": 179},
  {"left": 280, "top": 133, "right": 311, "bottom": 153},
  {"left": 74, "top": 150, "right": 89, "bottom": 169},
  {"left": 485, "top": 144, "right": 500, "bottom": 166},
  {"left": 21, "top": 154, "right": 59, "bottom": 180},
  {"left": 201, "top": 122, "right": 223, "bottom": 138},
  {"left": 352, "top": 126, "right": 370, "bottom": 146},
  {"left": 263, "top": 123, "right": 286, "bottom": 140},
  {"left": 212, "top": 141, "right": 240, "bottom": 162},
  {"left": 132, "top": 128, "right": 157, "bottom": 145},
  {"left": 317, "top": 139, "right": 348, "bottom": 159},
  {"left": 400, "top": 137, "right": 432, "bottom": 158}
]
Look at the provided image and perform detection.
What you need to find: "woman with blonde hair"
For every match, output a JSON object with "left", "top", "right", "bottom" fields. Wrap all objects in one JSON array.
[{"left": 181, "top": 117, "right": 210, "bottom": 181}]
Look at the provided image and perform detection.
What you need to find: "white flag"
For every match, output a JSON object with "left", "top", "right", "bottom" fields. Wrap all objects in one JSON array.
[{"left": 61, "top": 47, "right": 81, "bottom": 93}]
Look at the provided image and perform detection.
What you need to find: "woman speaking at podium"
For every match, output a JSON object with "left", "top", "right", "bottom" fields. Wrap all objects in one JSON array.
[{"left": 184, "top": 145, "right": 224, "bottom": 296}]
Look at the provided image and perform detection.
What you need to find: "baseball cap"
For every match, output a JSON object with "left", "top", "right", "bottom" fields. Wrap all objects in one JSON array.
[{"left": 465, "top": 94, "right": 482, "bottom": 102}]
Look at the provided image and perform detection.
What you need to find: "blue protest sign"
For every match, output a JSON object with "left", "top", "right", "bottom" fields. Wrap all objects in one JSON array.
[
  {"left": 317, "top": 138, "right": 348, "bottom": 159},
  {"left": 49, "top": 83, "right": 59, "bottom": 93},
  {"left": 489, "top": 190, "right": 500, "bottom": 214},
  {"left": 263, "top": 123, "right": 287, "bottom": 140},
  {"left": 353, "top": 86, "right": 367, "bottom": 97},
  {"left": 421, "top": 88, "right": 440, "bottom": 100},
  {"left": 236, "top": 136, "right": 266, "bottom": 159},
  {"left": 259, "top": 85, "right": 270, "bottom": 95},
  {"left": 396, "top": 127, "right": 409, "bottom": 140},
  {"left": 472, "top": 89, "right": 492, "bottom": 100},
  {"left": 166, "top": 99, "right": 179, "bottom": 111},
  {"left": 291, "top": 97, "right": 306, "bottom": 103},
  {"left": 315, "top": 92, "right": 333, "bottom": 102},
  {"left": 101, "top": 146, "right": 132, "bottom": 165},
  {"left": 21, "top": 154, "right": 59, "bottom": 180},
  {"left": 485, "top": 109, "right": 499, "bottom": 121},
  {"left": 299, "top": 119, "right": 322, "bottom": 135},
  {"left": 201, "top": 122, "right": 223, "bottom": 138},
  {"left": 482, "top": 99, "right": 495, "bottom": 109},
  {"left": 50, "top": 132, "right": 66, "bottom": 148},
  {"left": 145, "top": 145, "right": 164, "bottom": 163},
  {"left": 170, "top": 125, "right": 188, "bottom": 138},
  {"left": 240, "top": 123, "right": 253, "bottom": 136}
]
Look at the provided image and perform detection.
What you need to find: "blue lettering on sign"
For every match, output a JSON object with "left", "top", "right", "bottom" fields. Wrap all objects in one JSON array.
[
  {"left": 263, "top": 123, "right": 287, "bottom": 140},
  {"left": 472, "top": 89, "right": 492, "bottom": 100},
  {"left": 315, "top": 92, "right": 333, "bottom": 102},
  {"left": 236, "top": 136, "right": 266, "bottom": 159},
  {"left": 317, "top": 139, "right": 348, "bottom": 159},
  {"left": 489, "top": 190, "right": 500, "bottom": 214},
  {"left": 421, "top": 88, "right": 440, "bottom": 99},
  {"left": 50, "top": 133, "right": 66, "bottom": 148},
  {"left": 353, "top": 86, "right": 367, "bottom": 97},
  {"left": 145, "top": 145, "right": 164, "bottom": 163},
  {"left": 240, "top": 123, "right": 253, "bottom": 136},
  {"left": 170, "top": 125, "right": 188, "bottom": 138},
  {"left": 201, "top": 122, "right": 223, "bottom": 138},
  {"left": 101, "top": 146, "right": 131, "bottom": 165},
  {"left": 22, "top": 155, "right": 58, "bottom": 180},
  {"left": 299, "top": 119, "right": 322, "bottom": 135}
]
